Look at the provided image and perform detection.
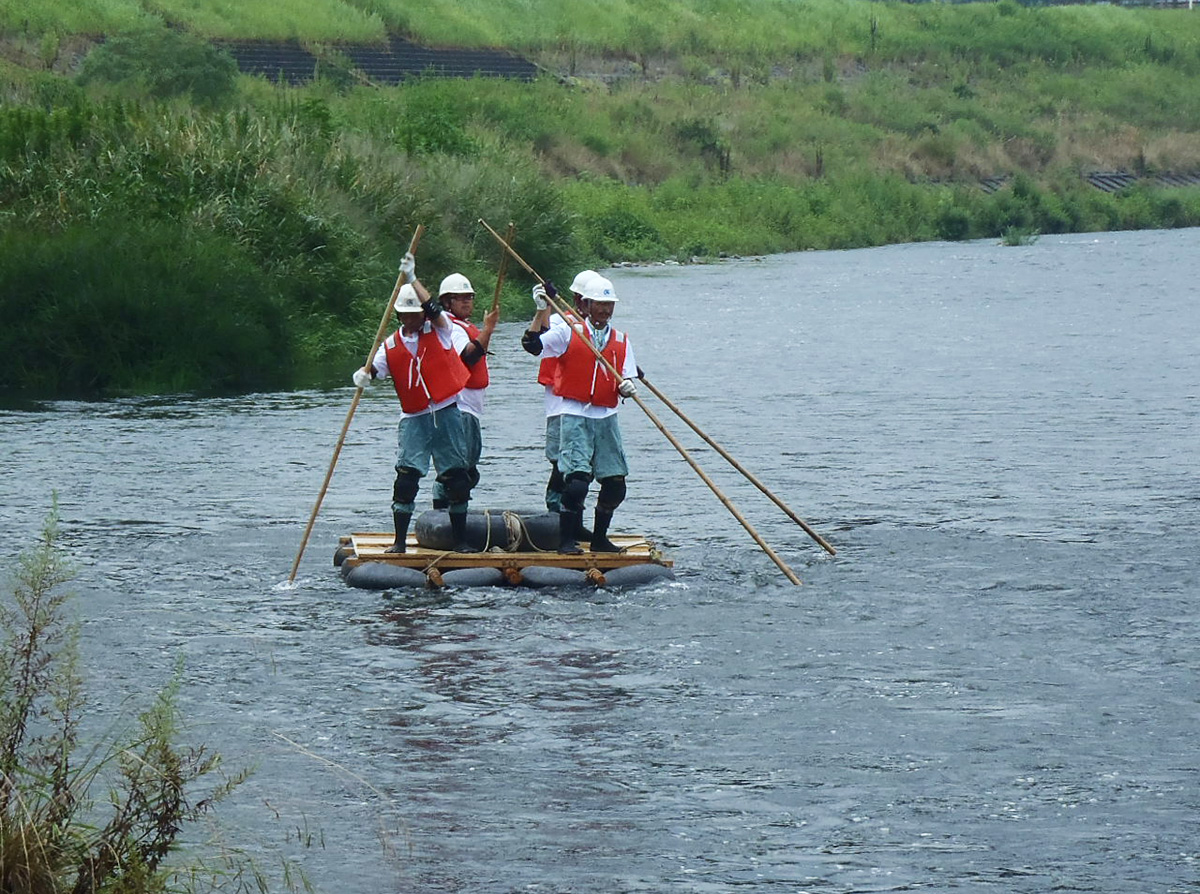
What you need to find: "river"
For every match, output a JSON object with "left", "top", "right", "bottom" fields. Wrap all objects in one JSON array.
[{"left": 1, "top": 227, "right": 1197, "bottom": 892}]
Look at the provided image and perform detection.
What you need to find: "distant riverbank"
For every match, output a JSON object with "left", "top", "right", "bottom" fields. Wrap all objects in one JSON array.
[{"left": 3, "top": 1, "right": 1200, "bottom": 397}]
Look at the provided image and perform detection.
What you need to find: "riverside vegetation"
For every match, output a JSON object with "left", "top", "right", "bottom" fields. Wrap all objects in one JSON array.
[
  {"left": 0, "top": 502, "right": 306, "bottom": 894},
  {"left": 3, "top": 0, "right": 1200, "bottom": 398}
]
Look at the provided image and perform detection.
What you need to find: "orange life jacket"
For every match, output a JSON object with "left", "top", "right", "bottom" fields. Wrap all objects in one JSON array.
[
  {"left": 553, "top": 325, "right": 628, "bottom": 409},
  {"left": 536, "top": 309, "right": 584, "bottom": 387},
  {"left": 383, "top": 327, "right": 470, "bottom": 414},
  {"left": 448, "top": 314, "right": 489, "bottom": 390},
  {"left": 537, "top": 355, "right": 557, "bottom": 387}
]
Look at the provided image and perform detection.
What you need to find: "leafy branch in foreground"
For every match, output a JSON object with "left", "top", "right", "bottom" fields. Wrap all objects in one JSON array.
[{"left": 0, "top": 499, "right": 255, "bottom": 894}]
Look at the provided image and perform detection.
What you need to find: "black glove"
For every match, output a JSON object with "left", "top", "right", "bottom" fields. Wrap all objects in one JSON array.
[
  {"left": 521, "top": 328, "right": 546, "bottom": 356},
  {"left": 421, "top": 300, "right": 442, "bottom": 321},
  {"left": 544, "top": 280, "right": 558, "bottom": 301}
]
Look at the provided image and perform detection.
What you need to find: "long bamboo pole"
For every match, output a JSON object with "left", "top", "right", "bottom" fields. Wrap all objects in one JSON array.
[
  {"left": 491, "top": 222, "right": 515, "bottom": 314},
  {"left": 632, "top": 403, "right": 803, "bottom": 585},
  {"left": 479, "top": 218, "right": 802, "bottom": 585},
  {"left": 288, "top": 225, "right": 425, "bottom": 584},
  {"left": 637, "top": 376, "right": 836, "bottom": 555}
]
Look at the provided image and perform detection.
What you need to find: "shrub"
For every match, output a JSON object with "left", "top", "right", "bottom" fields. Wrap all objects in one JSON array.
[
  {"left": 0, "top": 221, "right": 297, "bottom": 398},
  {"left": 0, "top": 500, "right": 249, "bottom": 894},
  {"left": 75, "top": 27, "right": 237, "bottom": 106},
  {"left": 1001, "top": 225, "right": 1039, "bottom": 246},
  {"left": 393, "top": 81, "right": 479, "bottom": 157},
  {"left": 671, "top": 116, "right": 731, "bottom": 176},
  {"left": 563, "top": 186, "right": 668, "bottom": 262},
  {"left": 936, "top": 203, "right": 972, "bottom": 241}
]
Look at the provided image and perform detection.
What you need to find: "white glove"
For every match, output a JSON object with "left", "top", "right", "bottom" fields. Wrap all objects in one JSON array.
[
  {"left": 399, "top": 252, "right": 416, "bottom": 282},
  {"left": 352, "top": 367, "right": 372, "bottom": 389},
  {"left": 618, "top": 378, "right": 637, "bottom": 398},
  {"left": 531, "top": 284, "right": 549, "bottom": 310}
]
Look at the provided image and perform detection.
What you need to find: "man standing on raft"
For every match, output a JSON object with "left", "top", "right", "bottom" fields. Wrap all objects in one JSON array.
[
  {"left": 431, "top": 272, "right": 499, "bottom": 509},
  {"left": 353, "top": 254, "right": 479, "bottom": 554},
  {"left": 534, "top": 270, "right": 598, "bottom": 520},
  {"left": 522, "top": 275, "right": 638, "bottom": 554}
]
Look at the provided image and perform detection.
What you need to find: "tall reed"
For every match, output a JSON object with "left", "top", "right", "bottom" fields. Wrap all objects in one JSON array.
[{"left": 0, "top": 501, "right": 253, "bottom": 894}]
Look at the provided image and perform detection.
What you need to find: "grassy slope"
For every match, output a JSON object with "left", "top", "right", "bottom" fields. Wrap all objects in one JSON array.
[
  {"left": 2, "top": 0, "right": 1200, "bottom": 396},
  {"left": 6, "top": 0, "right": 1200, "bottom": 181}
]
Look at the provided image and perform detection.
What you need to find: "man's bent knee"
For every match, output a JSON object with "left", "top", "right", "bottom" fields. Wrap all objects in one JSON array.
[
  {"left": 392, "top": 466, "right": 422, "bottom": 511},
  {"left": 597, "top": 476, "right": 627, "bottom": 512},
  {"left": 436, "top": 467, "right": 473, "bottom": 505},
  {"left": 561, "top": 472, "right": 592, "bottom": 513}
]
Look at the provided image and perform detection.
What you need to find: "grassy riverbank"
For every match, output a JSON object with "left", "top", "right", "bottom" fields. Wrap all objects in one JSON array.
[{"left": 3, "top": 0, "right": 1200, "bottom": 397}]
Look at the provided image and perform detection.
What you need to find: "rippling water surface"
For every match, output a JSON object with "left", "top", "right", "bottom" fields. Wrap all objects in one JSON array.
[{"left": 2, "top": 229, "right": 1198, "bottom": 893}]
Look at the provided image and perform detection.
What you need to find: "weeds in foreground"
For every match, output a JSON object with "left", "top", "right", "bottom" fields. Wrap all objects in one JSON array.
[{"left": 0, "top": 499, "right": 254, "bottom": 893}]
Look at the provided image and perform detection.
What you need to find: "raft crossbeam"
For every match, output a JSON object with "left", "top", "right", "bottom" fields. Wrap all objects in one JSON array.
[{"left": 340, "top": 532, "right": 672, "bottom": 572}]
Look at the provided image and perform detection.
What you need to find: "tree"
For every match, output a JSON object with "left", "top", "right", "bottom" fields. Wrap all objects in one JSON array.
[{"left": 77, "top": 27, "right": 237, "bottom": 106}]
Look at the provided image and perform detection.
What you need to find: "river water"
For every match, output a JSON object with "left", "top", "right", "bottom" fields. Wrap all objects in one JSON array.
[{"left": 2, "top": 228, "right": 1197, "bottom": 893}]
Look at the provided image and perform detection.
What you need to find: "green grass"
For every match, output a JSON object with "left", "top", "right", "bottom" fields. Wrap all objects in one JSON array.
[
  {"left": 2, "top": 1, "right": 1200, "bottom": 396},
  {"left": 145, "top": 0, "right": 386, "bottom": 41},
  {"left": 7, "top": 0, "right": 1200, "bottom": 62},
  {"left": 0, "top": 0, "right": 152, "bottom": 35}
]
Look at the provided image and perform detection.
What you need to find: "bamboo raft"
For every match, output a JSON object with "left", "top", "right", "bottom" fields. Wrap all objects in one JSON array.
[
  {"left": 287, "top": 227, "right": 830, "bottom": 590},
  {"left": 336, "top": 528, "right": 674, "bottom": 590}
]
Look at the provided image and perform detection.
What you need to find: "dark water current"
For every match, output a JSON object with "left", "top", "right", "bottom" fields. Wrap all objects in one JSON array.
[{"left": 2, "top": 228, "right": 1198, "bottom": 892}]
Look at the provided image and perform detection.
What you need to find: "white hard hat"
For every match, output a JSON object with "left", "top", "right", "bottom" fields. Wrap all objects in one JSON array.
[
  {"left": 569, "top": 269, "right": 599, "bottom": 296},
  {"left": 438, "top": 273, "right": 474, "bottom": 298},
  {"left": 581, "top": 275, "right": 617, "bottom": 303},
  {"left": 394, "top": 283, "right": 422, "bottom": 313}
]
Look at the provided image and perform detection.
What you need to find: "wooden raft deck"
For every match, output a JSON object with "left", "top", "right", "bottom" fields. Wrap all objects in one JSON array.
[{"left": 340, "top": 533, "right": 671, "bottom": 573}]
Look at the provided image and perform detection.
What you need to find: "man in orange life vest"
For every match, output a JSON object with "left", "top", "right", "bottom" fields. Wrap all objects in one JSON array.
[
  {"left": 352, "top": 256, "right": 481, "bottom": 554},
  {"left": 430, "top": 272, "right": 499, "bottom": 509},
  {"left": 532, "top": 270, "right": 598, "bottom": 519},
  {"left": 521, "top": 275, "right": 638, "bottom": 554}
]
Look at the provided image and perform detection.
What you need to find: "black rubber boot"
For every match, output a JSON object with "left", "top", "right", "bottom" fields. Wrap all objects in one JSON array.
[
  {"left": 545, "top": 462, "right": 566, "bottom": 513},
  {"left": 589, "top": 508, "right": 620, "bottom": 552},
  {"left": 450, "top": 511, "right": 479, "bottom": 554},
  {"left": 555, "top": 510, "right": 591, "bottom": 542},
  {"left": 385, "top": 511, "right": 412, "bottom": 554},
  {"left": 558, "top": 509, "right": 583, "bottom": 555}
]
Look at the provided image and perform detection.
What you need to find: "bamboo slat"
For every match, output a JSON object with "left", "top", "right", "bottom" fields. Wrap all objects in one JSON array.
[{"left": 342, "top": 532, "right": 672, "bottom": 572}]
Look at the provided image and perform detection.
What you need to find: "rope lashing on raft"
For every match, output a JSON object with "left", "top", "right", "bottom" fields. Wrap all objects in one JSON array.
[
  {"left": 476, "top": 509, "right": 526, "bottom": 552},
  {"left": 412, "top": 507, "right": 639, "bottom": 559},
  {"left": 492, "top": 509, "right": 643, "bottom": 555},
  {"left": 478, "top": 509, "right": 555, "bottom": 554},
  {"left": 505, "top": 510, "right": 555, "bottom": 553},
  {"left": 416, "top": 510, "right": 535, "bottom": 566},
  {"left": 502, "top": 509, "right": 524, "bottom": 552}
]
